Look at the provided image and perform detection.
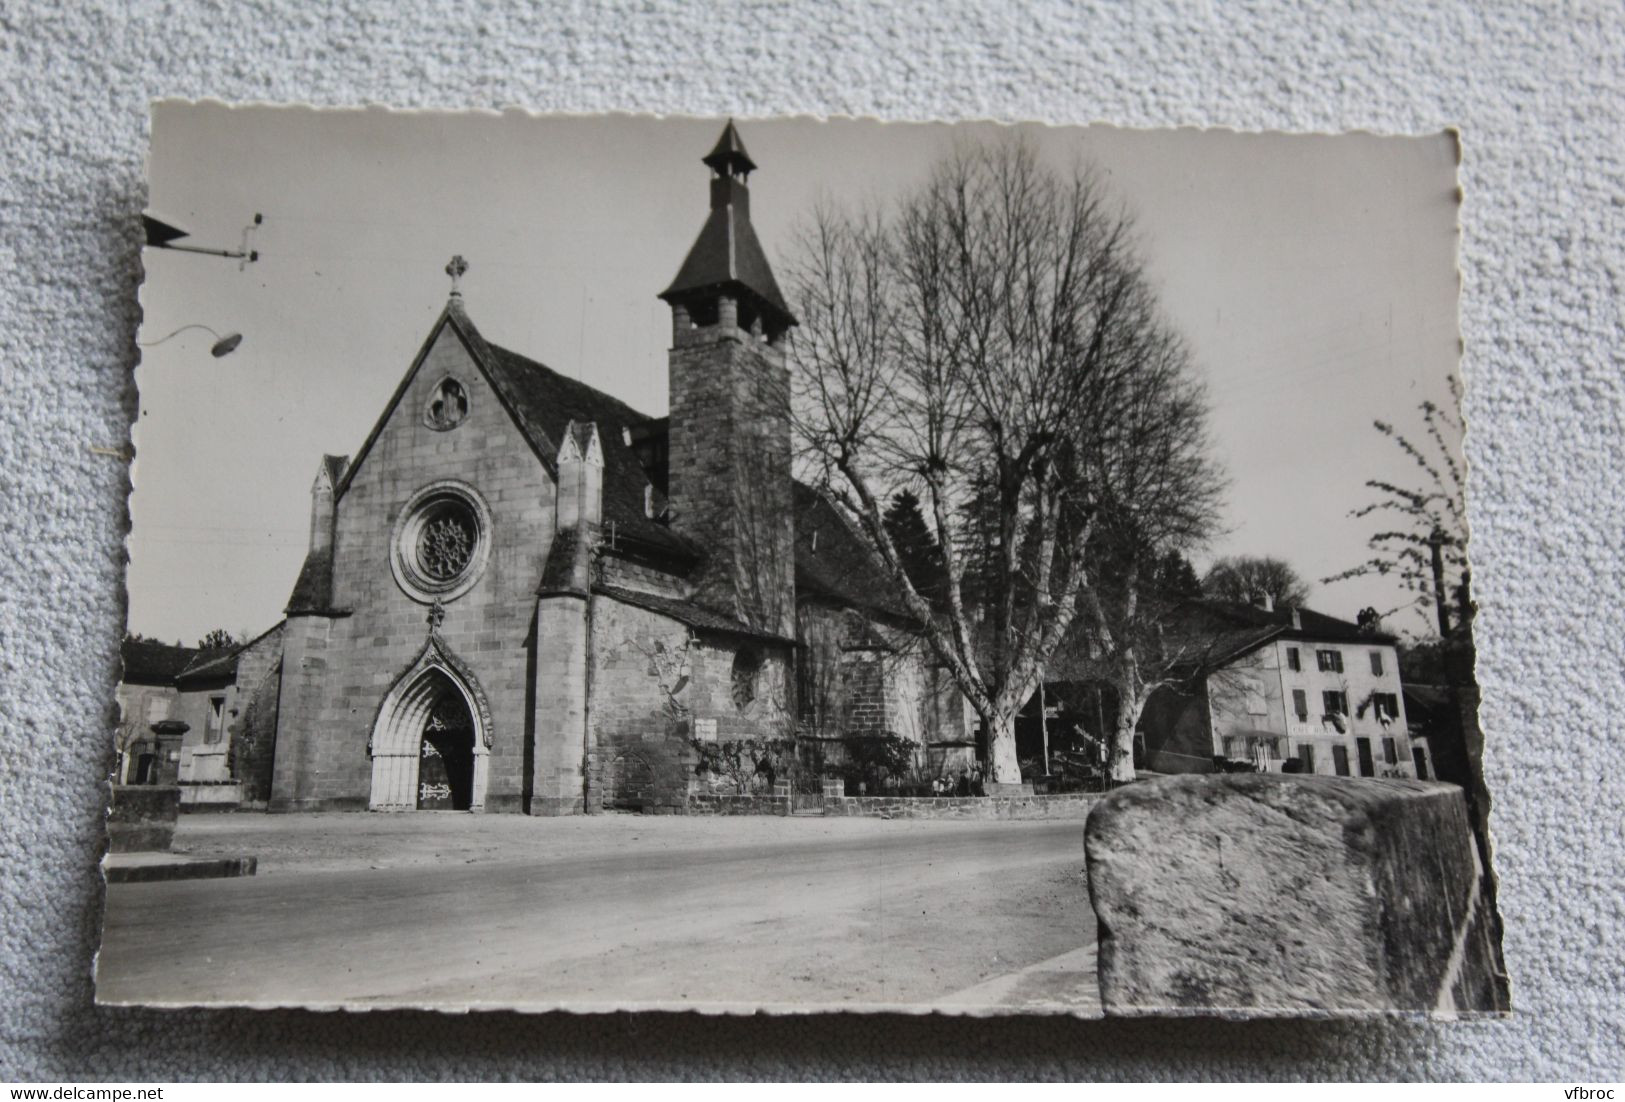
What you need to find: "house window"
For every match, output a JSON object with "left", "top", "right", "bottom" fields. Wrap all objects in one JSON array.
[
  {"left": 1292, "top": 689, "right": 1308, "bottom": 720},
  {"left": 1355, "top": 737, "right": 1375, "bottom": 777},
  {"left": 1297, "top": 744, "right": 1316, "bottom": 773},
  {"left": 1322, "top": 690, "right": 1347, "bottom": 716},
  {"left": 1286, "top": 647, "right": 1301, "bottom": 672},
  {"left": 1223, "top": 735, "right": 1280, "bottom": 762},
  {"left": 1369, "top": 651, "right": 1385, "bottom": 676},
  {"left": 206, "top": 696, "right": 226, "bottom": 745},
  {"left": 1332, "top": 745, "right": 1350, "bottom": 776},
  {"left": 1383, "top": 737, "right": 1398, "bottom": 766},
  {"left": 1243, "top": 677, "right": 1267, "bottom": 715},
  {"left": 1316, "top": 649, "right": 1343, "bottom": 673}
]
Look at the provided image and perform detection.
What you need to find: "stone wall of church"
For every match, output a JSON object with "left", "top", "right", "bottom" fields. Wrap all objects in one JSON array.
[
  {"left": 588, "top": 596, "right": 794, "bottom": 811},
  {"left": 796, "top": 603, "right": 966, "bottom": 749},
  {"left": 174, "top": 625, "right": 285, "bottom": 791},
  {"left": 271, "top": 327, "right": 554, "bottom": 812},
  {"left": 598, "top": 555, "right": 689, "bottom": 599}
]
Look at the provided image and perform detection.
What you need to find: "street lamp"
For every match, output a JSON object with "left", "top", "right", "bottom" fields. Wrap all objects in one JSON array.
[{"left": 138, "top": 324, "right": 244, "bottom": 358}]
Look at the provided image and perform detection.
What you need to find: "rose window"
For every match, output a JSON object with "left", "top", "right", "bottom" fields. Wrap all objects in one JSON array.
[
  {"left": 390, "top": 481, "right": 491, "bottom": 603},
  {"left": 418, "top": 507, "right": 475, "bottom": 580}
]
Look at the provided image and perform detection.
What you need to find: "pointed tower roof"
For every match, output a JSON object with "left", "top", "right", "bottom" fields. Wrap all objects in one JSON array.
[
  {"left": 659, "top": 121, "right": 796, "bottom": 335},
  {"left": 702, "top": 120, "right": 757, "bottom": 177}
]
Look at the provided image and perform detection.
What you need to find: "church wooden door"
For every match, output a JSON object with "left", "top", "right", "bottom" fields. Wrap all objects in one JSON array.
[{"left": 417, "top": 692, "right": 475, "bottom": 811}]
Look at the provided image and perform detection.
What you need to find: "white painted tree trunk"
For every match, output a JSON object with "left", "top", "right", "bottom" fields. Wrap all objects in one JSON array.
[
  {"left": 987, "top": 712, "right": 1023, "bottom": 785},
  {"left": 1110, "top": 681, "right": 1149, "bottom": 784}
]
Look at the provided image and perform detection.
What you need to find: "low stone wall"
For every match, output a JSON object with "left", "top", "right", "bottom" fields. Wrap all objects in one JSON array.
[
  {"left": 686, "top": 793, "right": 789, "bottom": 816},
  {"left": 178, "top": 782, "right": 244, "bottom": 810},
  {"left": 823, "top": 793, "right": 1101, "bottom": 820},
  {"left": 1085, "top": 774, "right": 1507, "bottom": 1016},
  {"left": 106, "top": 785, "right": 180, "bottom": 853},
  {"left": 683, "top": 791, "right": 1101, "bottom": 818}
]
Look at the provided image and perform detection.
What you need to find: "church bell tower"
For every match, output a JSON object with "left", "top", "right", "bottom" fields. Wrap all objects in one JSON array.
[{"left": 660, "top": 121, "right": 798, "bottom": 638}]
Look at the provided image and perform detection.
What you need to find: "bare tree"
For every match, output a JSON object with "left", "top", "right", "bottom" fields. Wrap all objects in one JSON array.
[
  {"left": 786, "top": 138, "right": 1221, "bottom": 785},
  {"left": 1202, "top": 555, "right": 1311, "bottom": 609},
  {"left": 197, "top": 628, "right": 240, "bottom": 651},
  {"left": 1323, "top": 376, "right": 1472, "bottom": 641}
]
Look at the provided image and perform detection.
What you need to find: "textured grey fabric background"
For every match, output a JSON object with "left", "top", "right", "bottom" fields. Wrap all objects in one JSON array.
[{"left": 2, "top": 0, "right": 1621, "bottom": 1082}]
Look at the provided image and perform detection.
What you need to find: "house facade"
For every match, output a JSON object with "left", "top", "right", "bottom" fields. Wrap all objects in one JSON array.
[
  {"left": 139, "top": 122, "right": 970, "bottom": 815},
  {"left": 1138, "top": 601, "right": 1423, "bottom": 779},
  {"left": 171, "top": 623, "right": 286, "bottom": 807},
  {"left": 114, "top": 638, "right": 198, "bottom": 785}
]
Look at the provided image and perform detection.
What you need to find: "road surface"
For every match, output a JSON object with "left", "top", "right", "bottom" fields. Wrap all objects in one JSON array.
[{"left": 97, "top": 815, "right": 1099, "bottom": 1014}]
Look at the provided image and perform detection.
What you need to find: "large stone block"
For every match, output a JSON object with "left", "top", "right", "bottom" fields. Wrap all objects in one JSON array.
[
  {"left": 106, "top": 785, "right": 179, "bottom": 853},
  {"left": 1085, "top": 775, "right": 1507, "bottom": 1015}
]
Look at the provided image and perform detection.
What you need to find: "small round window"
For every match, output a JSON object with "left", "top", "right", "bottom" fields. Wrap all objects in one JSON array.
[{"left": 390, "top": 482, "right": 492, "bottom": 603}]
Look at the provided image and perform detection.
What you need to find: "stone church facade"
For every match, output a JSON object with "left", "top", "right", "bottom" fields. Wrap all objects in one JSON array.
[{"left": 253, "top": 123, "right": 971, "bottom": 814}]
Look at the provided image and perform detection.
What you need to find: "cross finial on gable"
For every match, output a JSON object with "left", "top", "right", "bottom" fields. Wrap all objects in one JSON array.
[{"left": 445, "top": 254, "right": 468, "bottom": 297}]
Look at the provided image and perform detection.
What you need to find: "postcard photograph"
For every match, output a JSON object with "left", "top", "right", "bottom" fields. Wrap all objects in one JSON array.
[{"left": 100, "top": 105, "right": 1506, "bottom": 1016}]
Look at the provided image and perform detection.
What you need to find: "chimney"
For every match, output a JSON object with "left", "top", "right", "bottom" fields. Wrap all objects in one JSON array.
[
  {"left": 1256, "top": 592, "right": 1275, "bottom": 613},
  {"left": 1291, "top": 607, "right": 1302, "bottom": 630}
]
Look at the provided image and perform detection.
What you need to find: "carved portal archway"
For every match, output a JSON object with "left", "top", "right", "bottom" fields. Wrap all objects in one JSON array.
[{"left": 369, "top": 634, "right": 492, "bottom": 812}]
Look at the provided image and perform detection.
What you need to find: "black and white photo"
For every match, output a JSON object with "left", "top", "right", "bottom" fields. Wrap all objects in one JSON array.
[{"left": 101, "top": 106, "right": 1505, "bottom": 1016}]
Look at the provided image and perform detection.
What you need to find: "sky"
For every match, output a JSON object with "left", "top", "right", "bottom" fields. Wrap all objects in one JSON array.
[{"left": 130, "top": 106, "right": 1464, "bottom": 645}]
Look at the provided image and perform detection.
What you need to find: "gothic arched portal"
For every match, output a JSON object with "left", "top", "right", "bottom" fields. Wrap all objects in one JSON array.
[{"left": 369, "top": 660, "right": 489, "bottom": 812}]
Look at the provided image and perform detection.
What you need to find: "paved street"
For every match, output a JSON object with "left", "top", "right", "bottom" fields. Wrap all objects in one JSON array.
[{"left": 97, "top": 814, "right": 1099, "bottom": 1014}]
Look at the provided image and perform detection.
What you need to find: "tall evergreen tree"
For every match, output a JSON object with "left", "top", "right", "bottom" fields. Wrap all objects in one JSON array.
[
  {"left": 882, "top": 490, "right": 947, "bottom": 606},
  {"left": 1155, "top": 550, "right": 1203, "bottom": 601}
]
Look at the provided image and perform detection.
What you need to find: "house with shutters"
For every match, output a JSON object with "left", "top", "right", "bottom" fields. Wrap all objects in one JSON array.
[
  {"left": 115, "top": 627, "right": 287, "bottom": 806},
  {"left": 1135, "top": 599, "right": 1425, "bottom": 779},
  {"left": 206, "top": 121, "right": 975, "bottom": 814},
  {"left": 115, "top": 638, "right": 199, "bottom": 787}
]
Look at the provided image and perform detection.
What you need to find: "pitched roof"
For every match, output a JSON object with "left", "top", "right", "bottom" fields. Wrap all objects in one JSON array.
[
  {"left": 321, "top": 454, "right": 349, "bottom": 487},
  {"left": 285, "top": 546, "right": 337, "bottom": 615},
  {"left": 175, "top": 621, "right": 286, "bottom": 687},
  {"left": 594, "top": 583, "right": 793, "bottom": 644},
  {"left": 702, "top": 120, "right": 757, "bottom": 176},
  {"left": 479, "top": 339, "right": 697, "bottom": 561},
  {"left": 660, "top": 200, "right": 793, "bottom": 324},
  {"left": 175, "top": 645, "right": 240, "bottom": 685},
  {"left": 659, "top": 124, "right": 795, "bottom": 331},
  {"left": 1197, "top": 600, "right": 1398, "bottom": 646},
  {"left": 120, "top": 638, "right": 200, "bottom": 685},
  {"left": 1155, "top": 600, "right": 1398, "bottom": 676},
  {"left": 302, "top": 300, "right": 698, "bottom": 619},
  {"left": 792, "top": 482, "right": 912, "bottom": 620}
]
